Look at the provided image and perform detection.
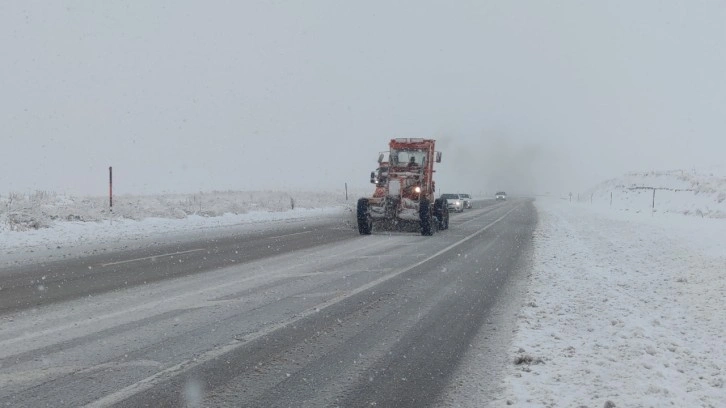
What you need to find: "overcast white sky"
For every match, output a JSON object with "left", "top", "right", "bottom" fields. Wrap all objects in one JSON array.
[{"left": 2, "top": 0, "right": 724, "bottom": 197}]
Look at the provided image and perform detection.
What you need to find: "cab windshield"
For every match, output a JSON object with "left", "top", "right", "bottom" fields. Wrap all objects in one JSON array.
[{"left": 390, "top": 149, "right": 426, "bottom": 168}]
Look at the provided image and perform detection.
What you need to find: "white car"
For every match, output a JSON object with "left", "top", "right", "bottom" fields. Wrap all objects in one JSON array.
[
  {"left": 440, "top": 193, "right": 464, "bottom": 212},
  {"left": 459, "top": 193, "right": 472, "bottom": 209},
  {"left": 495, "top": 191, "right": 507, "bottom": 201}
]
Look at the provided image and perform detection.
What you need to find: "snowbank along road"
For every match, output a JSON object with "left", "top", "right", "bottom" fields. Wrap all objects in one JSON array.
[{"left": 0, "top": 198, "right": 535, "bottom": 407}]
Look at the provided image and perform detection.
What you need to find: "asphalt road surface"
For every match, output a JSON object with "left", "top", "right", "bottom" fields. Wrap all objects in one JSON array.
[{"left": 0, "top": 198, "right": 536, "bottom": 407}]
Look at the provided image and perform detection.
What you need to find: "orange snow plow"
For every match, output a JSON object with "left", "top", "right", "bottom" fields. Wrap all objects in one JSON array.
[{"left": 357, "top": 138, "right": 449, "bottom": 236}]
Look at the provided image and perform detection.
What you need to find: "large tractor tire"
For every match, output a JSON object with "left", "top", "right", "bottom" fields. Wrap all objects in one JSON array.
[
  {"left": 419, "top": 198, "right": 434, "bottom": 236},
  {"left": 434, "top": 198, "right": 449, "bottom": 230},
  {"left": 357, "top": 198, "right": 373, "bottom": 235}
]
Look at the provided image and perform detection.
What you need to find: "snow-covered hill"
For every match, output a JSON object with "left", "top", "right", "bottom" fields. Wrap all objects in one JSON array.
[{"left": 583, "top": 167, "right": 726, "bottom": 218}]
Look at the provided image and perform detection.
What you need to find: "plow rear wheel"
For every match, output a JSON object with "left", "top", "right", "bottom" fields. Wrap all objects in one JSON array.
[
  {"left": 357, "top": 198, "right": 373, "bottom": 235},
  {"left": 420, "top": 198, "right": 434, "bottom": 236},
  {"left": 434, "top": 198, "right": 449, "bottom": 230}
]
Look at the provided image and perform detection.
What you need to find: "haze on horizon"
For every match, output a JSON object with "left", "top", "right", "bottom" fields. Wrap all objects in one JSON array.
[{"left": 2, "top": 1, "right": 724, "bottom": 198}]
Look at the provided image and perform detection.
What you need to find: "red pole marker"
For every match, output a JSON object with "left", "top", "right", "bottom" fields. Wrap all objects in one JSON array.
[{"left": 109, "top": 166, "right": 113, "bottom": 213}]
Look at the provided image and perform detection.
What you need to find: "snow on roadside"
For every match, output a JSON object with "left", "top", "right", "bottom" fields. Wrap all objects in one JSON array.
[
  {"left": 1, "top": 190, "right": 359, "bottom": 267},
  {"left": 493, "top": 198, "right": 725, "bottom": 407}
]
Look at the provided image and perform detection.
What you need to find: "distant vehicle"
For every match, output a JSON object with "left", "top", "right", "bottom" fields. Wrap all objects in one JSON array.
[
  {"left": 459, "top": 193, "right": 472, "bottom": 209},
  {"left": 495, "top": 191, "right": 507, "bottom": 201},
  {"left": 441, "top": 193, "right": 464, "bottom": 212}
]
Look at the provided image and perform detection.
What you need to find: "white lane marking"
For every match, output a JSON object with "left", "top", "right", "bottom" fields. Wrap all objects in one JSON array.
[
  {"left": 0, "top": 239, "right": 393, "bottom": 354},
  {"left": 83, "top": 205, "right": 522, "bottom": 407},
  {"left": 101, "top": 230, "right": 319, "bottom": 266},
  {"left": 0, "top": 360, "right": 164, "bottom": 389},
  {"left": 100, "top": 249, "right": 206, "bottom": 267},
  {"left": 352, "top": 255, "right": 402, "bottom": 258},
  {"left": 266, "top": 230, "right": 313, "bottom": 240}
]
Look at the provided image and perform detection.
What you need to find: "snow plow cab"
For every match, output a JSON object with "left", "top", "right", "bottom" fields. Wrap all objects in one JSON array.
[{"left": 357, "top": 138, "right": 449, "bottom": 236}]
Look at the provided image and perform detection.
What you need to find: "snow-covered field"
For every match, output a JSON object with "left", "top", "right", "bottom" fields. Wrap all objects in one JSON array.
[
  {"left": 0, "top": 190, "right": 356, "bottom": 231},
  {"left": 490, "top": 198, "right": 725, "bottom": 407}
]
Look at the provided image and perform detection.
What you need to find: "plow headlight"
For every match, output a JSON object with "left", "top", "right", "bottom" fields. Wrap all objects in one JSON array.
[{"left": 414, "top": 186, "right": 421, "bottom": 193}]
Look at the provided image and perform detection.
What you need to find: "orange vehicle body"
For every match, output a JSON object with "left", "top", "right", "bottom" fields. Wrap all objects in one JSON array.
[{"left": 357, "top": 138, "right": 448, "bottom": 236}]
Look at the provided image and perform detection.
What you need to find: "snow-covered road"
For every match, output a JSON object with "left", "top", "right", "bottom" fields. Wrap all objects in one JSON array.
[{"left": 0, "top": 200, "right": 536, "bottom": 407}]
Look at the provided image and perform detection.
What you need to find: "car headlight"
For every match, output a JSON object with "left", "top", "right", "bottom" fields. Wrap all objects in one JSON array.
[{"left": 414, "top": 186, "right": 421, "bottom": 193}]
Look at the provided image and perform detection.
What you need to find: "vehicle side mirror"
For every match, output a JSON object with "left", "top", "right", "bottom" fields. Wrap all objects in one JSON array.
[
  {"left": 435, "top": 152, "right": 442, "bottom": 163},
  {"left": 370, "top": 171, "right": 376, "bottom": 184},
  {"left": 378, "top": 153, "right": 384, "bottom": 164}
]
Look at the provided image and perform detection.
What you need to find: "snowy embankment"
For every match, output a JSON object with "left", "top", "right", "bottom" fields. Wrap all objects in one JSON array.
[
  {"left": 493, "top": 198, "right": 725, "bottom": 407},
  {"left": 584, "top": 167, "right": 726, "bottom": 218},
  {"left": 0, "top": 190, "right": 359, "bottom": 266}
]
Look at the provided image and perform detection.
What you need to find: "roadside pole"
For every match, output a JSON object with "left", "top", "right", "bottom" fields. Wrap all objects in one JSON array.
[{"left": 109, "top": 166, "right": 113, "bottom": 224}]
